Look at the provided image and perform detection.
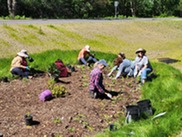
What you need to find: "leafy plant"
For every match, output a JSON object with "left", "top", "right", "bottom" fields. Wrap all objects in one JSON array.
[
  {"left": 51, "top": 85, "right": 67, "bottom": 98},
  {"left": 48, "top": 63, "right": 60, "bottom": 81},
  {"left": 53, "top": 117, "right": 62, "bottom": 124},
  {"left": 25, "top": 112, "right": 31, "bottom": 117}
]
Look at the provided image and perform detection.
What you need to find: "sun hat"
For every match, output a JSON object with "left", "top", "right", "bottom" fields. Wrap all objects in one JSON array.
[
  {"left": 135, "top": 48, "right": 146, "bottom": 54},
  {"left": 85, "top": 45, "right": 90, "bottom": 52},
  {"left": 21, "top": 49, "right": 27, "bottom": 54},
  {"left": 17, "top": 52, "right": 28, "bottom": 58},
  {"left": 98, "top": 59, "right": 108, "bottom": 67}
]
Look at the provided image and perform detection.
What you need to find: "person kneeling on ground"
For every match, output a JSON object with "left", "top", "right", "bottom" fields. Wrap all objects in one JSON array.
[
  {"left": 10, "top": 50, "right": 31, "bottom": 79},
  {"left": 108, "top": 52, "right": 132, "bottom": 79},
  {"left": 89, "top": 59, "right": 112, "bottom": 99},
  {"left": 77, "top": 45, "right": 97, "bottom": 66},
  {"left": 133, "top": 48, "right": 153, "bottom": 84}
]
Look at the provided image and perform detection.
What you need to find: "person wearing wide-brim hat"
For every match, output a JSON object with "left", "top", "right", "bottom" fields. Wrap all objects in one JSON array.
[
  {"left": 77, "top": 45, "right": 98, "bottom": 66},
  {"left": 107, "top": 52, "right": 132, "bottom": 79},
  {"left": 10, "top": 50, "right": 31, "bottom": 78},
  {"left": 133, "top": 48, "right": 153, "bottom": 84},
  {"left": 89, "top": 59, "right": 112, "bottom": 99}
]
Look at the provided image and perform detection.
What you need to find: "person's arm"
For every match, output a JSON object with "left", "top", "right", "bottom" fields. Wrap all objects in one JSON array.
[
  {"left": 94, "top": 73, "right": 105, "bottom": 93},
  {"left": 108, "top": 65, "right": 117, "bottom": 76}
]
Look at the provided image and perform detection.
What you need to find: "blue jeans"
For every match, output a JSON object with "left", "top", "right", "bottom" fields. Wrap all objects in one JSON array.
[
  {"left": 79, "top": 56, "right": 97, "bottom": 65},
  {"left": 11, "top": 67, "right": 29, "bottom": 78},
  {"left": 141, "top": 68, "right": 152, "bottom": 80}
]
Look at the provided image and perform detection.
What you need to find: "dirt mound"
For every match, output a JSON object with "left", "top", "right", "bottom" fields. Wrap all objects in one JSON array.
[{"left": 0, "top": 66, "right": 141, "bottom": 137}]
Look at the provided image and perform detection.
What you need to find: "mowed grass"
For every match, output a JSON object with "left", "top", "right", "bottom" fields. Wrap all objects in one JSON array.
[{"left": 0, "top": 20, "right": 182, "bottom": 62}]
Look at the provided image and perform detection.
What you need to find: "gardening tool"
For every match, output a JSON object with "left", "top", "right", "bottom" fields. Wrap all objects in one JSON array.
[{"left": 152, "top": 112, "right": 167, "bottom": 120}]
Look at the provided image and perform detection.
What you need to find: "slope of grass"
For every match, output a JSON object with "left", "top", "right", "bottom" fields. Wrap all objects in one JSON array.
[
  {"left": 95, "top": 63, "right": 182, "bottom": 137},
  {"left": 0, "top": 20, "right": 181, "bottom": 70}
]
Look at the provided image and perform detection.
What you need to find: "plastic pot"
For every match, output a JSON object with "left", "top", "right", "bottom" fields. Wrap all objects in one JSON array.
[
  {"left": 24, "top": 114, "right": 33, "bottom": 126},
  {"left": 39, "top": 89, "right": 53, "bottom": 101}
]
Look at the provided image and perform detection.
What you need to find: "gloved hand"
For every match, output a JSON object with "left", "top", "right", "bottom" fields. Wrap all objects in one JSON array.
[
  {"left": 26, "top": 66, "right": 30, "bottom": 70},
  {"left": 138, "top": 71, "right": 142, "bottom": 76},
  {"left": 134, "top": 70, "right": 138, "bottom": 78},
  {"left": 105, "top": 92, "right": 112, "bottom": 99}
]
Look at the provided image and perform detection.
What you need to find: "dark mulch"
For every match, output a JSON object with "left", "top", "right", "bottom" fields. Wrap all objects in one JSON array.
[{"left": 0, "top": 66, "right": 142, "bottom": 137}]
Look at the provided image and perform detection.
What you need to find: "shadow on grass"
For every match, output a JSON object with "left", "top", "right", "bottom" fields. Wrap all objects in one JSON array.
[{"left": 158, "top": 58, "right": 181, "bottom": 64}]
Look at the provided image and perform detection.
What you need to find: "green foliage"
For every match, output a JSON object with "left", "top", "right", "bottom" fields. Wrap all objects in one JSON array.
[
  {"left": 51, "top": 85, "right": 67, "bottom": 98},
  {"left": 48, "top": 63, "right": 60, "bottom": 78},
  {"left": 1, "top": 0, "right": 182, "bottom": 18},
  {"left": 53, "top": 117, "right": 62, "bottom": 124},
  {"left": 48, "top": 78, "right": 68, "bottom": 98}
]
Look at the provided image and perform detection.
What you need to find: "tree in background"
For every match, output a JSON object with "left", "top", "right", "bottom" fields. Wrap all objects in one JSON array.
[
  {"left": 7, "top": 0, "right": 17, "bottom": 17},
  {"left": 0, "top": 0, "right": 8, "bottom": 16},
  {"left": 0, "top": 0, "right": 182, "bottom": 18}
]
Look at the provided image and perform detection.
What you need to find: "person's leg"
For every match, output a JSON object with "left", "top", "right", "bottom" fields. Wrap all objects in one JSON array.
[
  {"left": 79, "top": 58, "right": 87, "bottom": 65},
  {"left": 87, "top": 56, "right": 97, "bottom": 63},
  {"left": 11, "top": 68, "right": 28, "bottom": 78},
  {"left": 141, "top": 68, "right": 152, "bottom": 83},
  {"left": 23, "top": 70, "right": 29, "bottom": 78}
]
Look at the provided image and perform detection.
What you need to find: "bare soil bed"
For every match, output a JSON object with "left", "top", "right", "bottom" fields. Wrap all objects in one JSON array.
[{"left": 0, "top": 66, "right": 141, "bottom": 137}]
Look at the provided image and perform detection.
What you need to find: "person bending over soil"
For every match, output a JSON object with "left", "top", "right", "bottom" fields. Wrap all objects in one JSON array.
[
  {"left": 108, "top": 52, "right": 132, "bottom": 79},
  {"left": 89, "top": 59, "right": 112, "bottom": 99},
  {"left": 10, "top": 50, "right": 31, "bottom": 79}
]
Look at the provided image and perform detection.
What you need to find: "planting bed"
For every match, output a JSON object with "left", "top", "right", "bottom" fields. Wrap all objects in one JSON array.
[{"left": 0, "top": 66, "right": 141, "bottom": 137}]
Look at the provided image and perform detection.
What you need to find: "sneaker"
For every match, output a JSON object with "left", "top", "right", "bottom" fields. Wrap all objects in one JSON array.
[
  {"left": 141, "top": 79, "right": 145, "bottom": 84},
  {"left": 93, "top": 92, "right": 97, "bottom": 99}
]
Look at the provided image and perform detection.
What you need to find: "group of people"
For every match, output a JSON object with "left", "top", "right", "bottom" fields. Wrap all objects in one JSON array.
[
  {"left": 107, "top": 48, "right": 153, "bottom": 82},
  {"left": 89, "top": 47, "right": 153, "bottom": 99},
  {"left": 10, "top": 45, "right": 153, "bottom": 99}
]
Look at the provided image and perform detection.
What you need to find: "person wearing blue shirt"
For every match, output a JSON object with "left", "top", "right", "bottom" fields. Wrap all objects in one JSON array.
[{"left": 108, "top": 52, "right": 132, "bottom": 79}]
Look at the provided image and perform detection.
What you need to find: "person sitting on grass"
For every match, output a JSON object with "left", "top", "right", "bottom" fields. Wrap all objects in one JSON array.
[
  {"left": 77, "top": 45, "right": 97, "bottom": 66},
  {"left": 107, "top": 52, "right": 132, "bottom": 79},
  {"left": 89, "top": 59, "right": 112, "bottom": 99},
  {"left": 133, "top": 48, "right": 153, "bottom": 84},
  {"left": 10, "top": 50, "right": 31, "bottom": 79}
]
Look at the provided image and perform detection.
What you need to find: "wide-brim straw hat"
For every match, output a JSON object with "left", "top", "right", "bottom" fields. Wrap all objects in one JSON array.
[
  {"left": 17, "top": 52, "right": 28, "bottom": 58},
  {"left": 135, "top": 48, "right": 146, "bottom": 54}
]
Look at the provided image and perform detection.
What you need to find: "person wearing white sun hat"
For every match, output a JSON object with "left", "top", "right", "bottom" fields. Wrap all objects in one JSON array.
[
  {"left": 77, "top": 45, "right": 98, "bottom": 66},
  {"left": 10, "top": 50, "right": 31, "bottom": 78},
  {"left": 133, "top": 48, "right": 153, "bottom": 84}
]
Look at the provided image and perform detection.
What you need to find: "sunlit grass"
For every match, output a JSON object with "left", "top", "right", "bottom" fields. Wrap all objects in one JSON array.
[{"left": 95, "top": 63, "right": 182, "bottom": 137}]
